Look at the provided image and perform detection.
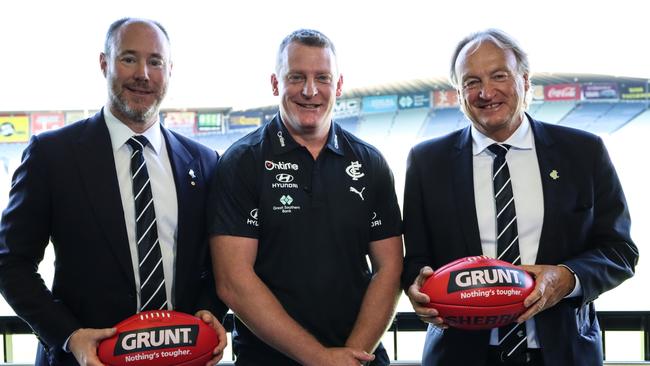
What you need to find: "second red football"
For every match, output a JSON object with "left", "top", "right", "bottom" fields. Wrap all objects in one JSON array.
[{"left": 421, "top": 255, "right": 535, "bottom": 330}]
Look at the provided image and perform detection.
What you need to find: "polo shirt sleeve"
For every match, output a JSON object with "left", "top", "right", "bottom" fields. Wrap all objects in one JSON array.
[
  {"left": 207, "top": 145, "right": 259, "bottom": 239},
  {"left": 369, "top": 152, "right": 402, "bottom": 242}
]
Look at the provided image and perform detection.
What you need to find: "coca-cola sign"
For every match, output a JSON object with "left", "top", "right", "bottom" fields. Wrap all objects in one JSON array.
[{"left": 544, "top": 84, "right": 581, "bottom": 101}]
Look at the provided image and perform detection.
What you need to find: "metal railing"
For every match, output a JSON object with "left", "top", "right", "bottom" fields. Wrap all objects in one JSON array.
[{"left": 1, "top": 311, "right": 649, "bottom": 363}]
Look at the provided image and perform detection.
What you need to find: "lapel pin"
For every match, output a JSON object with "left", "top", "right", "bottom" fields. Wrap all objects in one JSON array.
[
  {"left": 549, "top": 170, "right": 559, "bottom": 180},
  {"left": 189, "top": 169, "right": 197, "bottom": 186}
]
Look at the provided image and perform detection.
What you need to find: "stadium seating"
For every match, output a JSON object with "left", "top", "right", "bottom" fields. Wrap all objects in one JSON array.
[
  {"left": 559, "top": 102, "right": 615, "bottom": 131},
  {"left": 334, "top": 115, "right": 361, "bottom": 135},
  {"left": 388, "top": 108, "right": 428, "bottom": 142},
  {"left": 418, "top": 108, "right": 469, "bottom": 138},
  {"left": 530, "top": 101, "right": 576, "bottom": 123},
  {"left": 357, "top": 111, "right": 397, "bottom": 146},
  {"left": 592, "top": 102, "right": 647, "bottom": 134}
]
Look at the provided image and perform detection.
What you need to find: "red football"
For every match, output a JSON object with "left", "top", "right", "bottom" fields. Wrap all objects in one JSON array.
[
  {"left": 421, "top": 255, "right": 535, "bottom": 330},
  {"left": 98, "top": 310, "right": 218, "bottom": 366}
]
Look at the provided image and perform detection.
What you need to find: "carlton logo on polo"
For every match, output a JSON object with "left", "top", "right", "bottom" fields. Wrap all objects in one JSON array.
[
  {"left": 113, "top": 325, "right": 198, "bottom": 355},
  {"left": 447, "top": 266, "right": 527, "bottom": 293},
  {"left": 345, "top": 161, "right": 365, "bottom": 180},
  {"left": 265, "top": 160, "right": 298, "bottom": 171}
]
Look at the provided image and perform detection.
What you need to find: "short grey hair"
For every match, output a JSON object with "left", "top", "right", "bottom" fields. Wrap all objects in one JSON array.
[
  {"left": 449, "top": 28, "right": 530, "bottom": 88},
  {"left": 275, "top": 29, "right": 337, "bottom": 75}
]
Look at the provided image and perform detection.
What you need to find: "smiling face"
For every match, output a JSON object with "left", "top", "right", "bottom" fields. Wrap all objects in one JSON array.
[
  {"left": 455, "top": 40, "right": 529, "bottom": 142},
  {"left": 100, "top": 20, "right": 172, "bottom": 132},
  {"left": 271, "top": 42, "right": 343, "bottom": 141}
]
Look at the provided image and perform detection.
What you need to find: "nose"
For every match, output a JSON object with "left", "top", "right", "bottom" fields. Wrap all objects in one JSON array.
[
  {"left": 134, "top": 60, "right": 150, "bottom": 81},
  {"left": 302, "top": 78, "right": 318, "bottom": 98},
  {"left": 479, "top": 81, "right": 495, "bottom": 99}
]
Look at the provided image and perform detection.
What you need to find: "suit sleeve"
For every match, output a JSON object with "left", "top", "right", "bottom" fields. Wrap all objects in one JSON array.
[
  {"left": 193, "top": 150, "right": 229, "bottom": 320},
  {"left": 562, "top": 137, "right": 638, "bottom": 306},
  {"left": 0, "top": 136, "right": 81, "bottom": 348},
  {"left": 401, "top": 147, "right": 433, "bottom": 289}
]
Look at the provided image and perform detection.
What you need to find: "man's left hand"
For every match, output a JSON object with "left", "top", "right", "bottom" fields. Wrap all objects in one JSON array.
[
  {"left": 516, "top": 265, "right": 576, "bottom": 322},
  {"left": 194, "top": 310, "right": 228, "bottom": 366}
]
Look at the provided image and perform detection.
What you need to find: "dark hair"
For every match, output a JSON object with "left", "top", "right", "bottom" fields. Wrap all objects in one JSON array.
[
  {"left": 275, "top": 29, "right": 337, "bottom": 74},
  {"left": 449, "top": 28, "right": 530, "bottom": 88},
  {"left": 104, "top": 17, "right": 170, "bottom": 56}
]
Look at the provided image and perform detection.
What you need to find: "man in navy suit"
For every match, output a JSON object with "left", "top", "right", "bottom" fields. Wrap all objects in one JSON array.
[
  {"left": 0, "top": 18, "right": 227, "bottom": 365},
  {"left": 403, "top": 29, "right": 638, "bottom": 366}
]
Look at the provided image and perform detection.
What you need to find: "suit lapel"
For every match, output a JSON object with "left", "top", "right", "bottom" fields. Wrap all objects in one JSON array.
[
  {"left": 73, "top": 112, "right": 135, "bottom": 289},
  {"left": 529, "top": 117, "right": 562, "bottom": 263},
  {"left": 452, "top": 127, "right": 483, "bottom": 255},
  {"left": 161, "top": 128, "right": 200, "bottom": 302}
]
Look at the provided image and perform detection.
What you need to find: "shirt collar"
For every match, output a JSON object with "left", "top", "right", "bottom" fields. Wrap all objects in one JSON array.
[
  {"left": 471, "top": 114, "right": 534, "bottom": 156},
  {"left": 325, "top": 122, "right": 345, "bottom": 156},
  {"left": 104, "top": 106, "right": 163, "bottom": 155},
  {"left": 268, "top": 114, "right": 345, "bottom": 156}
]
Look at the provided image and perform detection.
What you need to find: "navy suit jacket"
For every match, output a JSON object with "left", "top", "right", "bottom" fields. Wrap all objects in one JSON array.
[
  {"left": 0, "top": 111, "right": 226, "bottom": 365},
  {"left": 402, "top": 116, "right": 638, "bottom": 366}
]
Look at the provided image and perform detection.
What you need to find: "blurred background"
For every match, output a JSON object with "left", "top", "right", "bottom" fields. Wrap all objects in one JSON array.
[{"left": 0, "top": 0, "right": 647, "bottom": 363}]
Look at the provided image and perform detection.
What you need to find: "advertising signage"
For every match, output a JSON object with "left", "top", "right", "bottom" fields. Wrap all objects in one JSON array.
[
  {"left": 397, "top": 92, "right": 431, "bottom": 109},
  {"left": 432, "top": 90, "right": 459, "bottom": 108},
  {"left": 531, "top": 85, "right": 545, "bottom": 101},
  {"left": 361, "top": 95, "right": 398, "bottom": 114},
  {"left": 197, "top": 113, "right": 223, "bottom": 133},
  {"left": 0, "top": 115, "right": 30, "bottom": 143},
  {"left": 619, "top": 83, "right": 650, "bottom": 100},
  {"left": 229, "top": 110, "right": 263, "bottom": 129},
  {"left": 334, "top": 98, "right": 361, "bottom": 117},
  {"left": 162, "top": 111, "right": 195, "bottom": 128},
  {"left": 31, "top": 112, "right": 65, "bottom": 135},
  {"left": 582, "top": 83, "right": 619, "bottom": 100},
  {"left": 544, "top": 84, "right": 581, "bottom": 101},
  {"left": 65, "top": 111, "right": 86, "bottom": 124}
]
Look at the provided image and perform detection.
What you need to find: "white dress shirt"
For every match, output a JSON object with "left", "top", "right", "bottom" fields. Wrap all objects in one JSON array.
[
  {"left": 471, "top": 115, "right": 543, "bottom": 348},
  {"left": 104, "top": 108, "right": 178, "bottom": 311}
]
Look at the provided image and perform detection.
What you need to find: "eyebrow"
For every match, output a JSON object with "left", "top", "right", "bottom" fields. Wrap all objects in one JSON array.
[{"left": 119, "top": 49, "right": 165, "bottom": 59}]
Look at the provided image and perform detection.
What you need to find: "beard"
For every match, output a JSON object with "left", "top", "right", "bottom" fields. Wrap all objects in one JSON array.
[{"left": 108, "top": 80, "right": 166, "bottom": 124}]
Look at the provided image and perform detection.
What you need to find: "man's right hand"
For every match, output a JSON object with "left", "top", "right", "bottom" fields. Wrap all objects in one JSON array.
[
  {"left": 312, "top": 347, "right": 375, "bottom": 366},
  {"left": 406, "top": 266, "right": 446, "bottom": 328},
  {"left": 69, "top": 327, "right": 116, "bottom": 366}
]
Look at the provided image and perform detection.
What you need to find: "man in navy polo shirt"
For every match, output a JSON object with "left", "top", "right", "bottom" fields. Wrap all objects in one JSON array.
[{"left": 208, "top": 29, "right": 403, "bottom": 366}]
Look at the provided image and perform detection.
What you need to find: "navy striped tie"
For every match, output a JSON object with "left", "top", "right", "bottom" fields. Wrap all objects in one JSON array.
[
  {"left": 127, "top": 135, "right": 167, "bottom": 312},
  {"left": 488, "top": 143, "right": 527, "bottom": 360}
]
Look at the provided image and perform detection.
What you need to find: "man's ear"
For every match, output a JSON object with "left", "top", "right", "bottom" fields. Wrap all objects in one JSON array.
[
  {"left": 100, "top": 53, "right": 108, "bottom": 77},
  {"left": 271, "top": 74, "right": 279, "bottom": 96},
  {"left": 335, "top": 74, "right": 344, "bottom": 97}
]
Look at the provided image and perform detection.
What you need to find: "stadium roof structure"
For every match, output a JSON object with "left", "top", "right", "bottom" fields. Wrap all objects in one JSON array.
[{"left": 341, "top": 73, "right": 650, "bottom": 98}]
